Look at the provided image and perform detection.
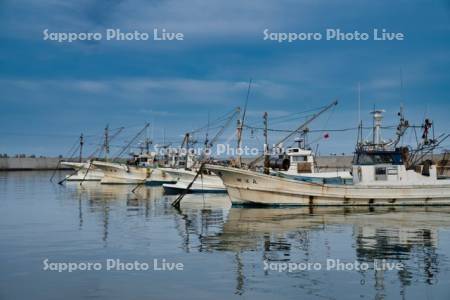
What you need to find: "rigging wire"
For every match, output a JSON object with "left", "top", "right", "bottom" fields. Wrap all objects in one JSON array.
[{"left": 243, "top": 124, "right": 397, "bottom": 134}]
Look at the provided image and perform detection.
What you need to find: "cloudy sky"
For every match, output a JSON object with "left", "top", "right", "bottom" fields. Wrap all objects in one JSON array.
[{"left": 0, "top": 0, "right": 449, "bottom": 156}]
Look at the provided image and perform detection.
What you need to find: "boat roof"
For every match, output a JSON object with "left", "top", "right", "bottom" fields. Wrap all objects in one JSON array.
[{"left": 286, "top": 147, "right": 312, "bottom": 156}]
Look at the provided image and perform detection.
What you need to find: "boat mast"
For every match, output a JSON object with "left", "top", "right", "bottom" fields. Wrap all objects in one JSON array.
[
  {"left": 79, "top": 133, "right": 84, "bottom": 162},
  {"left": 263, "top": 112, "right": 270, "bottom": 175},
  {"left": 249, "top": 100, "right": 338, "bottom": 168},
  {"left": 236, "top": 79, "right": 252, "bottom": 167},
  {"left": 145, "top": 125, "right": 151, "bottom": 154},
  {"left": 104, "top": 125, "right": 110, "bottom": 161},
  {"left": 183, "top": 133, "right": 190, "bottom": 170},
  {"left": 393, "top": 105, "right": 409, "bottom": 147}
]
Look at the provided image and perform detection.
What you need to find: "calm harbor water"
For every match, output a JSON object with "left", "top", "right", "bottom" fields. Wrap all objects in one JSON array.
[{"left": 1, "top": 171, "right": 450, "bottom": 300}]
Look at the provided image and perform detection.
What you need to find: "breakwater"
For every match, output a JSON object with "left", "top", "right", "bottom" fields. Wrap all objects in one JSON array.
[
  {"left": 0, "top": 156, "right": 356, "bottom": 171},
  {"left": 1, "top": 156, "right": 447, "bottom": 176},
  {"left": 0, "top": 157, "right": 69, "bottom": 170}
]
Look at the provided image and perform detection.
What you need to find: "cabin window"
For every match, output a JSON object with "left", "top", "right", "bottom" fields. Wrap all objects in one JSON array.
[
  {"left": 353, "top": 152, "right": 403, "bottom": 165},
  {"left": 375, "top": 167, "right": 387, "bottom": 181},
  {"left": 292, "top": 156, "right": 307, "bottom": 162}
]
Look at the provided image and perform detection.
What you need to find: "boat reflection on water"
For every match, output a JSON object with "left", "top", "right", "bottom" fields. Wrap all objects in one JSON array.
[
  {"left": 65, "top": 182, "right": 165, "bottom": 243},
  {"left": 66, "top": 181, "right": 163, "bottom": 202},
  {"left": 59, "top": 182, "right": 450, "bottom": 298},
  {"left": 177, "top": 199, "right": 450, "bottom": 296}
]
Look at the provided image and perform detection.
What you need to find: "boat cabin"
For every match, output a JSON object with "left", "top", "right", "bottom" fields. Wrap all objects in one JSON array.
[
  {"left": 129, "top": 152, "right": 157, "bottom": 167},
  {"left": 351, "top": 109, "right": 443, "bottom": 185},
  {"left": 284, "top": 147, "right": 314, "bottom": 174},
  {"left": 352, "top": 149, "right": 403, "bottom": 183},
  {"left": 352, "top": 148, "right": 441, "bottom": 185}
]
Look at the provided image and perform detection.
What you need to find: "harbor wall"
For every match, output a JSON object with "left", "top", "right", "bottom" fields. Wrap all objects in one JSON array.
[
  {"left": 1, "top": 156, "right": 354, "bottom": 171},
  {"left": 315, "top": 156, "right": 353, "bottom": 172},
  {"left": 0, "top": 156, "right": 448, "bottom": 176},
  {"left": 0, "top": 157, "right": 70, "bottom": 171}
]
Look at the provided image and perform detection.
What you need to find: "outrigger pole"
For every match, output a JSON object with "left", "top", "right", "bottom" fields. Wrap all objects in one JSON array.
[
  {"left": 248, "top": 100, "right": 338, "bottom": 169},
  {"left": 57, "top": 126, "right": 124, "bottom": 186},
  {"left": 78, "top": 126, "right": 126, "bottom": 186},
  {"left": 172, "top": 107, "right": 241, "bottom": 209},
  {"left": 112, "top": 123, "right": 150, "bottom": 162},
  {"left": 236, "top": 79, "right": 252, "bottom": 168},
  {"left": 50, "top": 135, "right": 82, "bottom": 182}
]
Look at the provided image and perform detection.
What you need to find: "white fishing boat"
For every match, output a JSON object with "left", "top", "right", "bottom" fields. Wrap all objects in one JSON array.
[
  {"left": 273, "top": 139, "right": 352, "bottom": 184},
  {"left": 60, "top": 161, "right": 104, "bottom": 181},
  {"left": 146, "top": 168, "right": 177, "bottom": 186},
  {"left": 144, "top": 146, "right": 178, "bottom": 186},
  {"left": 207, "top": 110, "right": 450, "bottom": 206},
  {"left": 162, "top": 168, "right": 226, "bottom": 193},
  {"left": 92, "top": 160, "right": 150, "bottom": 184},
  {"left": 92, "top": 152, "right": 155, "bottom": 184}
]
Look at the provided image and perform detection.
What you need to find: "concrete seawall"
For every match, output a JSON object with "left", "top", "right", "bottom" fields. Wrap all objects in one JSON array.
[
  {"left": 0, "top": 156, "right": 355, "bottom": 171},
  {"left": 0, "top": 156, "right": 447, "bottom": 176},
  {"left": 315, "top": 156, "right": 353, "bottom": 171},
  {"left": 0, "top": 157, "right": 70, "bottom": 170}
]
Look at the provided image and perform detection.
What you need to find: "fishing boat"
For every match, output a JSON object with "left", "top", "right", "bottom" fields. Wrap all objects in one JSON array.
[
  {"left": 144, "top": 145, "right": 178, "bottom": 186},
  {"left": 92, "top": 153, "right": 154, "bottom": 184},
  {"left": 207, "top": 110, "right": 450, "bottom": 206},
  {"left": 60, "top": 161, "right": 104, "bottom": 181},
  {"left": 145, "top": 168, "right": 177, "bottom": 186},
  {"left": 273, "top": 137, "right": 352, "bottom": 184},
  {"left": 59, "top": 133, "right": 104, "bottom": 182},
  {"left": 161, "top": 148, "right": 226, "bottom": 193},
  {"left": 89, "top": 123, "right": 176, "bottom": 185},
  {"left": 160, "top": 130, "right": 229, "bottom": 194},
  {"left": 162, "top": 168, "right": 226, "bottom": 193}
]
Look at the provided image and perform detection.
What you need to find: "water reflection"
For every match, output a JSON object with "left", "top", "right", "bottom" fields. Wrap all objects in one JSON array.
[
  {"left": 59, "top": 181, "right": 450, "bottom": 298},
  {"left": 65, "top": 182, "right": 165, "bottom": 245},
  {"left": 177, "top": 201, "right": 450, "bottom": 297}
]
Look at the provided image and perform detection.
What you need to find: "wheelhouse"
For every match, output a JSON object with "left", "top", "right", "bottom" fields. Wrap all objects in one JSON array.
[{"left": 352, "top": 149, "right": 404, "bottom": 166}]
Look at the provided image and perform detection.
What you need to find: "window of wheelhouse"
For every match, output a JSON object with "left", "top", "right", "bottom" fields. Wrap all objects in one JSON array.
[
  {"left": 374, "top": 167, "right": 387, "bottom": 181},
  {"left": 292, "top": 155, "right": 307, "bottom": 162},
  {"left": 353, "top": 151, "right": 403, "bottom": 165}
]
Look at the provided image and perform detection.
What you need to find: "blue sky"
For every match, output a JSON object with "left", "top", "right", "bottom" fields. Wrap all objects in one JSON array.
[{"left": 0, "top": 0, "right": 449, "bottom": 156}]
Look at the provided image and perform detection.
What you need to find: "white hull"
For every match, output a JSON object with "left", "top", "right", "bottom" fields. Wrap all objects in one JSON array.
[
  {"left": 145, "top": 168, "right": 176, "bottom": 186},
  {"left": 207, "top": 165, "right": 450, "bottom": 206},
  {"left": 92, "top": 161, "right": 149, "bottom": 184},
  {"left": 60, "top": 161, "right": 103, "bottom": 181},
  {"left": 162, "top": 168, "right": 226, "bottom": 193}
]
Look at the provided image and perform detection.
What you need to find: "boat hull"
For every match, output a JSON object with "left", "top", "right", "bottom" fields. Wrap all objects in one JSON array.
[
  {"left": 163, "top": 182, "right": 227, "bottom": 194},
  {"left": 92, "top": 161, "right": 149, "bottom": 184},
  {"left": 162, "top": 168, "right": 226, "bottom": 194},
  {"left": 206, "top": 165, "right": 450, "bottom": 206},
  {"left": 145, "top": 168, "right": 176, "bottom": 186},
  {"left": 60, "top": 161, "right": 103, "bottom": 181}
]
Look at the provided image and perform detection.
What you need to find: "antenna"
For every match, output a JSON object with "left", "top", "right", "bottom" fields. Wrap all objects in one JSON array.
[
  {"left": 358, "top": 82, "right": 361, "bottom": 125},
  {"left": 205, "top": 110, "right": 210, "bottom": 148},
  {"left": 151, "top": 116, "right": 154, "bottom": 142},
  {"left": 356, "top": 83, "right": 363, "bottom": 147},
  {"left": 163, "top": 128, "right": 166, "bottom": 146},
  {"left": 400, "top": 67, "right": 403, "bottom": 103}
]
